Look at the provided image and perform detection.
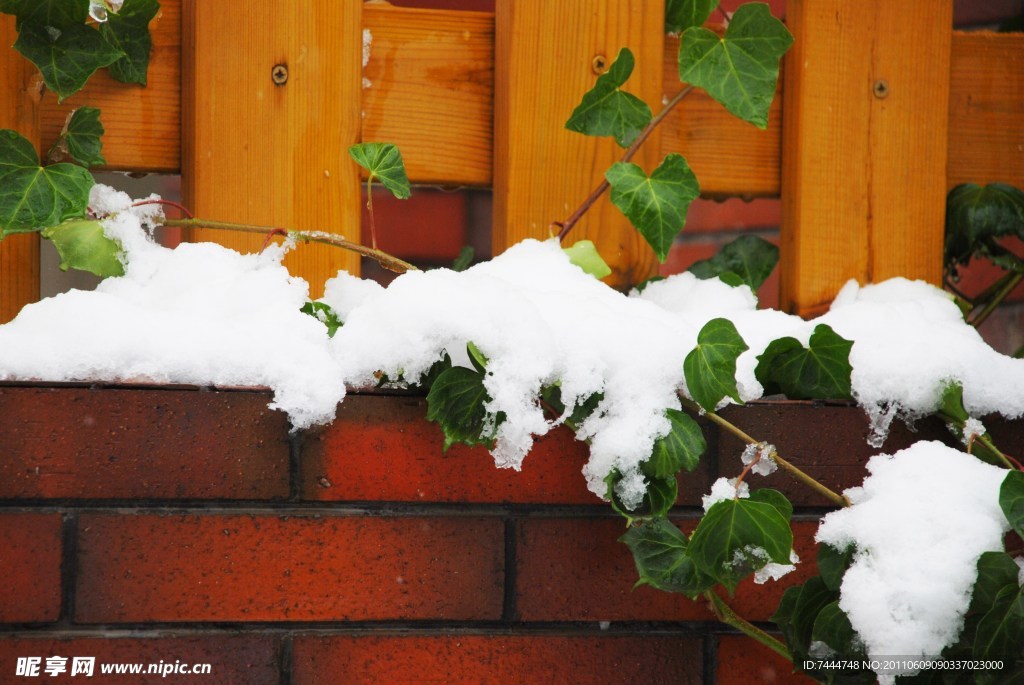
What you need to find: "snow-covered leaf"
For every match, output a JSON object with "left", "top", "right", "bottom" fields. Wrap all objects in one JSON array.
[
  {"left": 944, "top": 183, "right": 1024, "bottom": 270},
  {"left": 665, "top": 0, "right": 718, "bottom": 33},
  {"left": 14, "top": 22, "right": 123, "bottom": 101},
  {"left": 606, "top": 470, "right": 677, "bottom": 520},
  {"left": 620, "top": 518, "right": 711, "bottom": 598},
  {"left": 563, "top": 240, "right": 612, "bottom": 279},
  {"left": 688, "top": 234, "right": 779, "bottom": 291},
  {"left": 565, "top": 47, "right": 652, "bottom": 148},
  {"left": 41, "top": 218, "right": 123, "bottom": 277},
  {"left": 678, "top": 3, "right": 792, "bottom": 128},
  {"left": 0, "top": 129, "right": 94, "bottom": 236},
  {"left": 607, "top": 153, "right": 699, "bottom": 262},
  {"left": 642, "top": 408, "right": 705, "bottom": 478},
  {"left": 300, "top": 302, "right": 342, "bottom": 338},
  {"left": 426, "top": 365, "right": 496, "bottom": 451},
  {"left": 684, "top": 317, "right": 747, "bottom": 411},
  {"left": 55, "top": 107, "right": 106, "bottom": 167},
  {"left": 1000, "top": 471, "right": 1024, "bottom": 539},
  {"left": 348, "top": 143, "right": 411, "bottom": 200},
  {"left": 101, "top": 0, "right": 159, "bottom": 85},
  {"left": 755, "top": 324, "right": 853, "bottom": 400}
]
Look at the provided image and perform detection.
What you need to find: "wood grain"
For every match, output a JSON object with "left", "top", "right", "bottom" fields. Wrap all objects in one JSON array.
[
  {"left": 779, "top": 0, "right": 951, "bottom": 316},
  {"left": 181, "top": 0, "right": 364, "bottom": 292},
  {"left": 0, "top": 16, "right": 41, "bottom": 324},
  {"left": 493, "top": 0, "right": 662, "bottom": 286}
]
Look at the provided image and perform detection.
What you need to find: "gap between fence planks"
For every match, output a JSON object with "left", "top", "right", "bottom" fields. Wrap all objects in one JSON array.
[{"left": 34, "top": 1, "right": 1022, "bottom": 194}]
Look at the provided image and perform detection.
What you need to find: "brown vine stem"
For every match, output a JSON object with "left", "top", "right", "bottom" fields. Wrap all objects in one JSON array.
[
  {"left": 971, "top": 270, "right": 1024, "bottom": 328},
  {"left": 705, "top": 590, "right": 791, "bottom": 660},
  {"left": 555, "top": 85, "right": 696, "bottom": 243},
  {"left": 365, "top": 180, "right": 378, "bottom": 251},
  {"left": 161, "top": 218, "right": 417, "bottom": 274},
  {"left": 680, "top": 396, "right": 851, "bottom": 508}
]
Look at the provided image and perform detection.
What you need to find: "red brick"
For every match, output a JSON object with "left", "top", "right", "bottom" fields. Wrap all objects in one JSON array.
[
  {"left": 717, "top": 635, "right": 815, "bottom": 685},
  {"left": 362, "top": 189, "right": 467, "bottom": 262},
  {"left": 0, "top": 513, "right": 62, "bottom": 622},
  {"left": 292, "top": 635, "right": 702, "bottom": 685},
  {"left": 75, "top": 514, "right": 503, "bottom": 622},
  {"left": 0, "top": 386, "right": 289, "bottom": 500},
  {"left": 951, "top": 245, "right": 1024, "bottom": 304},
  {"left": 515, "top": 518, "right": 819, "bottom": 623},
  {"left": 0, "top": 636, "right": 279, "bottom": 684},
  {"left": 300, "top": 395, "right": 711, "bottom": 504},
  {"left": 684, "top": 198, "right": 781, "bottom": 233}
]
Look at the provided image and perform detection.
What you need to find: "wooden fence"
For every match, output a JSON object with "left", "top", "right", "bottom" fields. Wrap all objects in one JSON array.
[{"left": 1, "top": 0, "right": 1022, "bottom": 322}]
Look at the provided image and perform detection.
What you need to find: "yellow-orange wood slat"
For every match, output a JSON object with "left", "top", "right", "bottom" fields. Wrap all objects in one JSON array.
[
  {"left": 181, "top": 0, "right": 363, "bottom": 292},
  {"left": 38, "top": 0, "right": 181, "bottom": 174},
  {"left": 362, "top": 3, "right": 493, "bottom": 187},
  {"left": 779, "top": 0, "right": 951, "bottom": 317},
  {"left": 0, "top": 16, "right": 40, "bottom": 324},
  {"left": 493, "top": 0, "right": 662, "bottom": 286},
  {"left": 948, "top": 32, "right": 1024, "bottom": 190}
]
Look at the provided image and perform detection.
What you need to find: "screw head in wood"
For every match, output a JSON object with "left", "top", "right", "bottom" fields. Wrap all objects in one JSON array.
[
  {"left": 591, "top": 54, "right": 608, "bottom": 74},
  {"left": 272, "top": 64, "right": 289, "bottom": 86},
  {"left": 873, "top": 79, "right": 889, "bottom": 99}
]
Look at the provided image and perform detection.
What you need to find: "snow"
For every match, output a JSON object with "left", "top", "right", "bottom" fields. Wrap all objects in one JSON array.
[
  {"left": 816, "top": 441, "right": 1010, "bottom": 680},
  {"left": 753, "top": 549, "right": 799, "bottom": 584},
  {"left": 702, "top": 477, "right": 749, "bottom": 512},
  {"left": 741, "top": 442, "right": 777, "bottom": 476}
]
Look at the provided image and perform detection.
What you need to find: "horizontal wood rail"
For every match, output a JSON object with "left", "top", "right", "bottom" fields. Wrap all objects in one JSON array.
[{"left": 34, "top": 2, "right": 1023, "bottom": 194}]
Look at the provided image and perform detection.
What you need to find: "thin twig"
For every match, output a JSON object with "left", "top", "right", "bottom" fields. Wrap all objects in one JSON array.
[
  {"left": 366, "top": 179, "right": 378, "bottom": 251},
  {"left": 971, "top": 271, "right": 1024, "bottom": 328},
  {"left": 132, "top": 198, "right": 194, "bottom": 219},
  {"left": 705, "top": 591, "right": 791, "bottom": 661}
]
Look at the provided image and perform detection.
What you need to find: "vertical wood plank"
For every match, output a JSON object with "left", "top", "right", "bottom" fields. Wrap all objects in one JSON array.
[
  {"left": 780, "top": 0, "right": 952, "bottom": 316},
  {"left": 0, "top": 16, "right": 41, "bottom": 323},
  {"left": 182, "top": 0, "right": 363, "bottom": 297},
  {"left": 493, "top": 0, "right": 663, "bottom": 286}
]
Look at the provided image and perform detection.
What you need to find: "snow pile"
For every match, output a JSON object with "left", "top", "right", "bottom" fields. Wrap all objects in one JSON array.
[
  {"left": 816, "top": 441, "right": 1010, "bottom": 680},
  {"left": 0, "top": 189, "right": 345, "bottom": 429}
]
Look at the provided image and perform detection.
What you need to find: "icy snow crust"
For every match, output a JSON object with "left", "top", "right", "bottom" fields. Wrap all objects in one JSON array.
[
  {"left": 816, "top": 442, "right": 1010, "bottom": 681},
  {"left": 2, "top": 198, "right": 1024, "bottom": 500}
]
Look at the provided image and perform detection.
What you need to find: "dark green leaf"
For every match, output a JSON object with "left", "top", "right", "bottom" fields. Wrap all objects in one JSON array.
[
  {"left": 58, "top": 107, "right": 105, "bottom": 167},
  {"left": 101, "top": 0, "right": 160, "bottom": 85},
  {"left": 1, "top": 0, "right": 88, "bottom": 29},
  {"left": 565, "top": 47, "right": 652, "bottom": 148},
  {"left": 812, "top": 601, "right": 865, "bottom": 657},
  {"left": 665, "top": 0, "right": 718, "bottom": 33},
  {"left": 642, "top": 408, "right": 706, "bottom": 478},
  {"left": 773, "top": 576, "right": 839, "bottom": 665},
  {"left": 944, "top": 183, "right": 1024, "bottom": 270},
  {"left": 937, "top": 381, "right": 970, "bottom": 424},
  {"left": 818, "top": 543, "right": 854, "bottom": 593},
  {"left": 348, "top": 143, "right": 411, "bottom": 200},
  {"left": 606, "top": 153, "right": 700, "bottom": 261},
  {"left": 1000, "top": 471, "right": 1024, "bottom": 538},
  {"left": 563, "top": 239, "right": 612, "bottom": 279},
  {"left": 748, "top": 488, "right": 793, "bottom": 521},
  {"left": 419, "top": 353, "right": 453, "bottom": 389},
  {"left": 14, "top": 22, "right": 124, "bottom": 101},
  {"left": 972, "top": 552, "right": 1023, "bottom": 615},
  {"left": 620, "top": 517, "right": 712, "bottom": 597},
  {"left": 678, "top": 3, "right": 793, "bottom": 128},
  {"left": 974, "top": 584, "right": 1024, "bottom": 661},
  {"left": 688, "top": 496, "right": 793, "bottom": 592},
  {"left": 0, "top": 129, "right": 94, "bottom": 236},
  {"left": 300, "top": 301, "right": 342, "bottom": 337},
  {"left": 540, "top": 385, "right": 604, "bottom": 431},
  {"left": 466, "top": 341, "right": 488, "bottom": 374},
  {"left": 755, "top": 324, "right": 854, "bottom": 400},
  {"left": 41, "top": 217, "right": 123, "bottom": 277},
  {"left": 425, "top": 366, "right": 496, "bottom": 451},
  {"left": 452, "top": 245, "right": 474, "bottom": 272},
  {"left": 687, "top": 234, "right": 779, "bottom": 290},
  {"left": 683, "top": 317, "right": 748, "bottom": 411}
]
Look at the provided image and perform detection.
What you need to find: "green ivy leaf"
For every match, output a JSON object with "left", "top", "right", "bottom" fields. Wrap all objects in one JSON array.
[
  {"left": 688, "top": 234, "right": 779, "bottom": 290},
  {"left": 418, "top": 353, "right": 453, "bottom": 389},
  {"left": 678, "top": 3, "right": 793, "bottom": 129},
  {"left": 426, "top": 366, "right": 496, "bottom": 451},
  {"left": 606, "top": 153, "right": 699, "bottom": 262},
  {"left": 665, "top": 0, "right": 718, "bottom": 33},
  {"left": 620, "top": 518, "right": 712, "bottom": 598},
  {"left": 755, "top": 324, "right": 854, "bottom": 400},
  {"left": 1000, "top": 471, "right": 1024, "bottom": 538},
  {"left": 605, "top": 470, "right": 677, "bottom": 520},
  {"left": 565, "top": 47, "right": 652, "bottom": 148},
  {"left": 40, "top": 218, "right": 123, "bottom": 277},
  {"left": 0, "top": 0, "right": 89, "bottom": 30},
  {"left": 688, "top": 495, "right": 792, "bottom": 593},
  {"left": 348, "top": 142, "right": 411, "bottom": 200},
  {"left": 773, "top": 576, "right": 839, "bottom": 665},
  {"left": 748, "top": 488, "right": 793, "bottom": 520},
  {"left": 14, "top": 22, "right": 124, "bottom": 101},
  {"left": 811, "top": 602, "right": 866, "bottom": 658},
  {"left": 818, "top": 543, "right": 854, "bottom": 593},
  {"left": 974, "top": 584, "right": 1024, "bottom": 661},
  {"left": 563, "top": 239, "right": 612, "bottom": 279},
  {"left": 944, "top": 183, "right": 1024, "bottom": 270},
  {"left": 466, "top": 341, "right": 488, "bottom": 374},
  {"left": 683, "top": 317, "right": 748, "bottom": 411},
  {"left": 54, "top": 106, "right": 106, "bottom": 167},
  {"left": 642, "top": 408, "right": 706, "bottom": 479},
  {"left": 300, "top": 301, "right": 342, "bottom": 337},
  {"left": 937, "top": 381, "right": 970, "bottom": 424},
  {"left": 101, "top": 0, "right": 160, "bottom": 85},
  {"left": 452, "top": 245, "right": 474, "bottom": 272},
  {"left": 972, "top": 552, "right": 1023, "bottom": 615},
  {"left": 0, "top": 129, "right": 94, "bottom": 236}
]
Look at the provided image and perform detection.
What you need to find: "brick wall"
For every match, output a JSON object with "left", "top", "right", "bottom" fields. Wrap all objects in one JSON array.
[{"left": 2, "top": 385, "right": 1022, "bottom": 684}]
